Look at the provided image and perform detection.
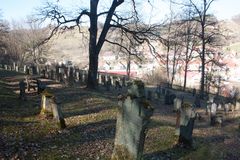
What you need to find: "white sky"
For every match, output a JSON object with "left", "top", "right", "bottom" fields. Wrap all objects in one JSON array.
[{"left": 1, "top": 0, "right": 239, "bottom": 23}]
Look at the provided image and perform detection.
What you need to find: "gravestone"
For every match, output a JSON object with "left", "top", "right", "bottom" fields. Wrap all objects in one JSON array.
[
  {"left": 115, "top": 80, "right": 122, "bottom": 91},
  {"left": 147, "top": 90, "right": 152, "bottom": 101},
  {"left": 193, "top": 94, "right": 201, "bottom": 108},
  {"left": 121, "top": 76, "right": 126, "bottom": 87},
  {"left": 37, "top": 79, "right": 46, "bottom": 94},
  {"left": 13, "top": 62, "right": 16, "bottom": 70},
  {"left": 112, "top": 80, "right": 153, "bottom": 160},
  {"left": 56, "top": 65, "right": 60, "bottom": 81},
  {"left": 178, "top": 103, "right": 196, "bottom": 148},
  {"left": 75, "top": 70, "right": 79, "bottom": 82},
  {"left": 206, "top": 96, "right": 214, "bottom": 115},
  {"left": 15, "top": 66, "right": 19, "bottom": 72},
  {"left": 68, "top": 67, "right": 74, "bottom": 87},
  {"left": 164, "top": 90, "right": 171, "bottom": 105},
  {"left": 26, "top": 67, "right": 30, "bottom": 75},
  {"left": 23, "top": 65, "right": 26, "bottom": 73},
  {"left": 50, "top": 70, "right": 54, "bottom": 80},
  {"left": 106, "top": 78, "right": 111, "bottom": 91},
  {"left": 4, "top": 65, "right": 7, "bottom": 70},
  {"left": 192, "top": 88, "right": 196, "bottom": 97},
  {"left": 19, "top": 80, "right": 26, "bottom": 100},
  {"left": 210, "top": 103, "right": 217, "bottom": 126},
  {"left": 40, "top": 91, "right": 66, "bottom": 129},
  {"left": 155, "top": 85, "right": 161, "bottom": 99},
  {"left": 32, "top": 65, "right": 37, "bottom": 75},
  {"left": 25, "top": 76, "right": 36, "bottom": 92},
  {"left": 174, "top": 96, "right": 183, "bottom": 135}
]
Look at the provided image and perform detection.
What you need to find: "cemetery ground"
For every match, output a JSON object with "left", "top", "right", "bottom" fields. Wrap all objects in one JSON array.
[{"left": 0, "top": 69, "right": 240, "bottom": 160}]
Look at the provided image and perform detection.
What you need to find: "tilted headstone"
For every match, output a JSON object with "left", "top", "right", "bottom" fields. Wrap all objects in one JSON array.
[
  {"left": 40, "top": 91, "right": 66, "bottom": 129},
  {"left": 178, "top": 103, "right": 196, "bottom": 148},
  {"left": 112, "top": 80, "right": 153, "bottom": 160}
]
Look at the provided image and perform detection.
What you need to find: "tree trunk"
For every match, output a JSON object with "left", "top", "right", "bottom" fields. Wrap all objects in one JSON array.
[
  {"left": 183, "top": 61, "right": 188, "bottom": 91},
  {"left": 127, "top": 54, "right": 131, "bottom": 80},
  {"left": 200, "top": 40, "right": 205, "bottom": 98},
  {"left": 87, "top": 0, "right": 99, "bottom": 89}
]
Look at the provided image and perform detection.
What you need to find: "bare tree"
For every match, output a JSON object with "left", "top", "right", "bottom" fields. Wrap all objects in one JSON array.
[
  {"left": 37, "top": 0, "right": 160, "bottom": 89},
  {"left": 5, "top": 20, "right": 50, "bottom": 67},
  {"left": 0, "top": 12, "right": 10, "bottom": 64},
  {"left": 178, "top": 7, "right": 199, "bottom": 91},
  {"left": 188, "top": 0, "right": 217, "bottom": 97}
]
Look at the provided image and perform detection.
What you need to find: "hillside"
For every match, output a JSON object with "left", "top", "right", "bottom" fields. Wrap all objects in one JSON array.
[{"left": 47, "top": 20, "right": 240, "bottom": 66}]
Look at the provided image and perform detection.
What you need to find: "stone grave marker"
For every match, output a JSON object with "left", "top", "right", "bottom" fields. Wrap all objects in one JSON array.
[
  {"left": 174, "top": 96, "right": 183, "bottom": 135},
  {"left": 40, "top": 90, "right": 66, "bottom": 129},
  {"left": 68, "top": 67, "right": 74, "bottom": 87},
  {"left": 112, "top": 80, "right": 153, "bottom": 160},
  {"left": 19, "top": 80, "right": 26, "bottom": 100},
  {"left": 178, "top": 103, "right": 196, "bottom": 148}
]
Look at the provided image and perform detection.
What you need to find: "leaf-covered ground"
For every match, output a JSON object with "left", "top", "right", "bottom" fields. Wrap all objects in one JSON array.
[{"left": 0, "top": 69, "right": 240, "bottom": 160}]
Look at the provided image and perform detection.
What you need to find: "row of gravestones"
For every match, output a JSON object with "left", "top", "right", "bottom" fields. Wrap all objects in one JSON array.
[{"left": 1, "top": 63, "right": 128, "bottom": 90}]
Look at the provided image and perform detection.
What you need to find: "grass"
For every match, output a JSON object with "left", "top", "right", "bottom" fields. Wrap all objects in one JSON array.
[{"left": 1, "top": 69, "right": 240, "bottom": 159}]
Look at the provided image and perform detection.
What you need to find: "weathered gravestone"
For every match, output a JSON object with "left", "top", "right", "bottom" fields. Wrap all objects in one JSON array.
[
  {"left": 174, "top": 96, "right": 183, "bottom": 135},
  {"left": 105, "top": 78, "right": 111, "bottom": 91},
  {"left": 37, "top": 79, "right": 46, "bottom": 94},
  {"left": 178, "top": 103, "right": 196, "bottom": 148},
  {"left": 112, "top": 80, "right": 154, "bottom": 160},
  {"left": 115, "top": 80, "right": 122, "bottom": 90},
  {"left": 155, "top": 85, "right": 161, "bottom": 99},
  {"left": 164, "top": 90, "right": 176, "bottom": 105},
  {"left": 32, "top": 65, "right": 38, "bottom": 75},
  {"left": 210, "top": 102, "right": 217, "bottom": 126},
  {"left": 40, "top": 90, "right": 66, "bottom": 129},
  {"left": 147, "top": 90, "right": 152, "bottom": 101},
  {"left": 68, "top": 67, "right": 74, "bottom": 87},
  {"left": 19, "top": 80, "right": 26, "bottom": 100}
]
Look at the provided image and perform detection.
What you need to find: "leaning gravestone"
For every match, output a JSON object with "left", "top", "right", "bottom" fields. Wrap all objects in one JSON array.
[
  {"left": 112, "top": 80, "right": 153, "bottom": 160},
  {"left": 40, "top": 90, "right": 66, "bottom": 129},
  {"left": 178, "top": 103, "right": 196, "bottom": 148}
]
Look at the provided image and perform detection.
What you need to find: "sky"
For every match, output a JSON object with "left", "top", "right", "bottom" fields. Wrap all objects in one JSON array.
[{"left": 1, "top": 0, "right": 240, "bottom": 23}]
